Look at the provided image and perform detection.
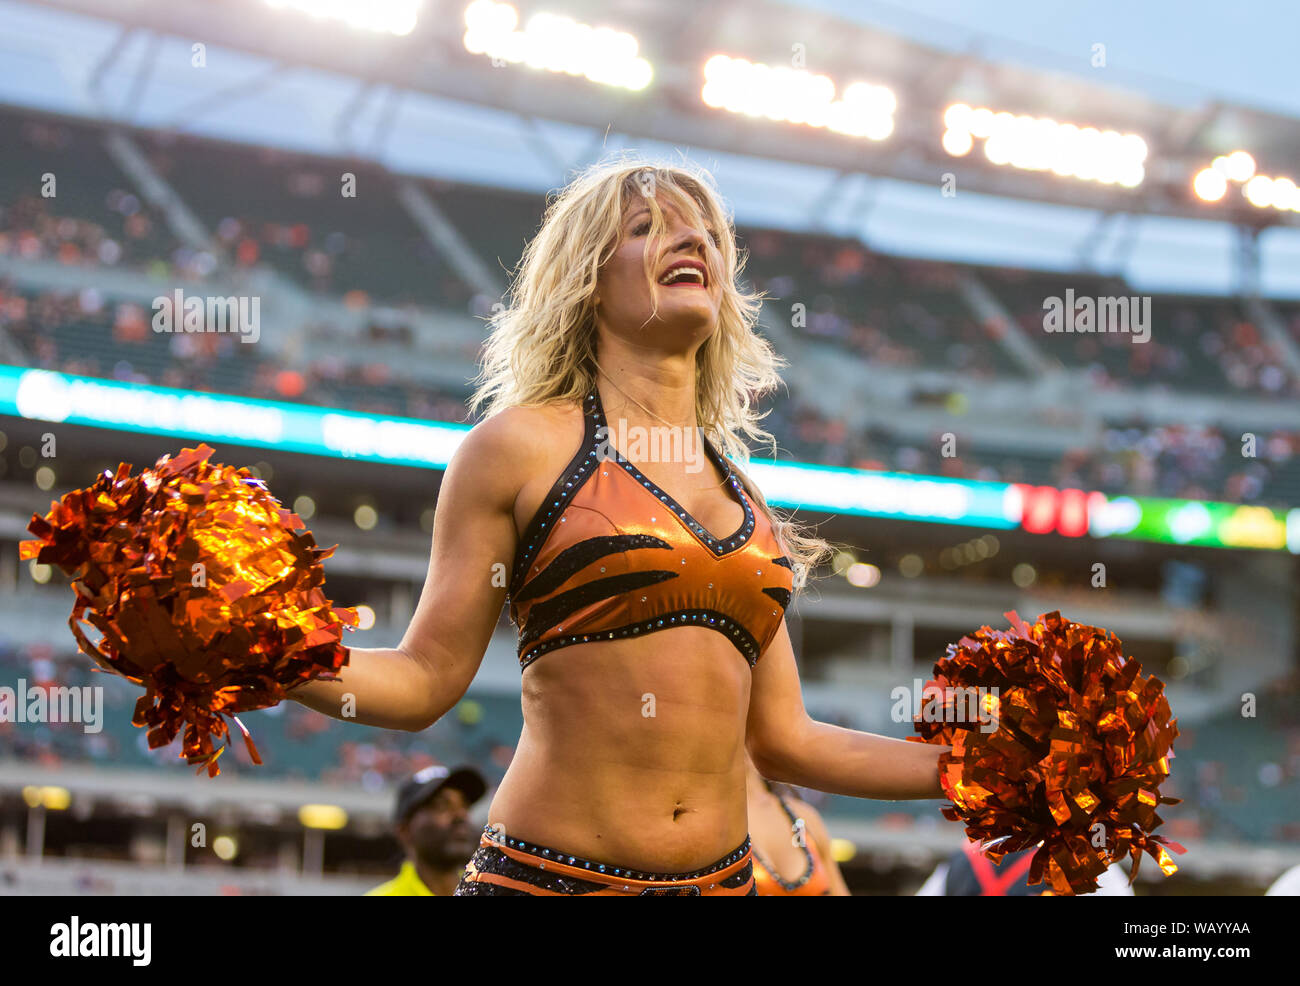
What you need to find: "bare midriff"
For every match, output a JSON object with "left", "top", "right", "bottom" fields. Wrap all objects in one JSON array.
[{"left": 487, "top": 626, "right": 752, "bottom": 873}]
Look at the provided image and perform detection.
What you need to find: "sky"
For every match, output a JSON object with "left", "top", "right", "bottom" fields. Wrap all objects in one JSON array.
[
  {"left": 797, "top": 0, "right": 1300, "bottom": 117},
  {"left": 0, "top": 0, "right": 1298, "bottom": 295}
]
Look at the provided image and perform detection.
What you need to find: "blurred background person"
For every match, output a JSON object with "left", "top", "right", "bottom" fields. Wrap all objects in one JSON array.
[
  {"left": 746, "top": 754, "right": 851, "bottom": 895},
  {"left": 366, "top": 764, "right": 487, "bottom": 896},
  {"left": 915, "top": 840, "right": 1135, "bottom": 896}
]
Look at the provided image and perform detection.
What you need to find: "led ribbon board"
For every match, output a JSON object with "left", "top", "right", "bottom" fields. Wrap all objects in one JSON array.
[
  {"left": 0, "top": 366, "right": 466, "bottom": 469},
  {"left": 1, "top": 365, "right": 1294, "bottom": 550}
]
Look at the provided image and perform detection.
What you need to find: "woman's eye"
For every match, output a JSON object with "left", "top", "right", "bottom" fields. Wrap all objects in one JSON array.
[{"left": 630, "top": 219, "right": 720, "bottom": 244}]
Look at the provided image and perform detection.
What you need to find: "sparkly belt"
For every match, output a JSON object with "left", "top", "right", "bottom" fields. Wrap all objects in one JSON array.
[{"left": 459, "top": 825, "right": 757, "bottom": 896}]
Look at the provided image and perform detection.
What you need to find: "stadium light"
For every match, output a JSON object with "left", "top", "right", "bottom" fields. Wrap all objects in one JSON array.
[
  {"left": 22, "top": 786, "right": 71, "bottom": 810},
  {"left": 299, "top": 804, "right": 349, "bottom": 829},
  {"left": 941, "top": 127, "right": 974, "bottom": 156},
  {"left": 831, "top": 549, "right": 857, "bottom": 574},
  {"left": 354, "top": 604, "right": 377, "bottom": 630},
  {"left": 1192, "top": 167, "right": 1228, "bottom": 202},
  {"left": 1244, "top": 175, "right": 1275, "bottom": 208},
  {"left": 263, "top": 0, "right": 421, "bottom": 36},
  {"left": 213, "top": 836, "right": 239, "bottom": 861},
  {"left": 462, "top": 1, "right": 653, "bottom": 91},
  {"left": 942, "top": 103, "right": 1147, "bottom": 188},
  {"left": 1216, "top": 150, "right": 1256, "bottom": 183},
  {"left": 1272, "top": 177, "right": 1299, "bottom": 211},
  {"left": 701, "top": 55, "right": 896, "bottom": 140},
  {"left": 1011, "top": 562, "right": 1037, "bottom": 587},
  {"left": 1196, "top": 150, "right": 1300, "bottom": 213},
  {"left": 830, "top": 838, "right": 856, "bottom": 862},
  {"left": 1246, "top": 173, "right": 1300, "bottom": 212},
  {"left": 898, "top": 554, "right": 924, "bottom": 577},
  {"left": 845, "top": 562, "right": 881, "bottom": 587}
]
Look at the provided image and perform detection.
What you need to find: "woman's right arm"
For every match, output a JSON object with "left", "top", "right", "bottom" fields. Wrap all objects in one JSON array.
[{"left": 288, "top": 412, "right": 531, "bottom": 732}]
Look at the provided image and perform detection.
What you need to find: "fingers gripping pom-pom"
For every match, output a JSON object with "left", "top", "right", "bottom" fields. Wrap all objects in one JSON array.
[
  {"left": 20, "top": 444, "right": 358, "bottom": 776},
  {"left": 909, "top": 610, "right": 1184, "bottom": 895}
]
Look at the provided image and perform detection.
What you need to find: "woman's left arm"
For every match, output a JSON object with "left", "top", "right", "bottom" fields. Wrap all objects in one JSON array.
[{"left": 747, "top": 620, "right": 948, "bottom": 799}]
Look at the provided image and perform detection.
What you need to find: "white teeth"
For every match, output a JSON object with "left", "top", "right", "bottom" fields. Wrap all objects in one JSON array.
[{"left": 658, "top": 267, "right": 705, "bottom": 285}]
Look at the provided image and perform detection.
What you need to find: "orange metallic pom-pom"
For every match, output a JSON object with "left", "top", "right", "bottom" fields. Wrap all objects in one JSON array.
[
  {"left": 910, "top": 610, "right": 1184, "bottom": 895},
  {"left": 20, "top": 444, "right": 357, "bottom": 776}
]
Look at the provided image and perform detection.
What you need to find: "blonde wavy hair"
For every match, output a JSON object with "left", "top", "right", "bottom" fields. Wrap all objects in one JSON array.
[{"left": 468, "top": 155, "right": 838, "bottom": 597}]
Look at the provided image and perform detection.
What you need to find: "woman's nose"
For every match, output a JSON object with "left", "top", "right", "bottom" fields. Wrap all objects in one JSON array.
[{"left": 667, "top": 219, "right": 707, "bottom": 253}]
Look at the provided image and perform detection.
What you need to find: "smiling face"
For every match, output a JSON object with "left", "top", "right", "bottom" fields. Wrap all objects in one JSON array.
[{"left": 594, "top": 178, "right": 726, "bottom": 352}]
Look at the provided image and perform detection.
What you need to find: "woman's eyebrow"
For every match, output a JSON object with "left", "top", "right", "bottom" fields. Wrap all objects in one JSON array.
[{"left": 623, "top": 201, "right": 712, "bottom": 228}]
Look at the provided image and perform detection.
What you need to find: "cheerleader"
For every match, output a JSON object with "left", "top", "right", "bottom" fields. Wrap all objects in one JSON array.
[
  {"left": 746, "top": 754, "right": 851, "bottom": 895},
  {"left": 290, "top": 158, "right": 947, "bottom": 895}
]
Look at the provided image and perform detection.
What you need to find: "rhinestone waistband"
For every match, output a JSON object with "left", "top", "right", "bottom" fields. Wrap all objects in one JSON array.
[{"left": 480, "top": 824, "right": 752, "bottom": 883}]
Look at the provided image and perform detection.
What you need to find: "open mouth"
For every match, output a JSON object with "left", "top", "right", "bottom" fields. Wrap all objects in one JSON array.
[{"left": 657, "top": 261, "right": 708, "bottom": 288}]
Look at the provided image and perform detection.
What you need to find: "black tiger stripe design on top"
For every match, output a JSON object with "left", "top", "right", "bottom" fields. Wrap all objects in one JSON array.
[
  {"left": 519, "top": 569, "right": 681, "bottom": 649},
  {"left": 511, "top": 533, "right": 674, "bottom": 603},
  {"left": 762, "top": 586, "right": 792, "bottom": 610},
  {"left": 763, "top": 556, "right": 793, "bottom": 611}
]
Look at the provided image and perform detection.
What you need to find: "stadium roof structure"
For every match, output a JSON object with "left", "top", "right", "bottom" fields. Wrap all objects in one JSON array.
[{"left": 33, "top": 0, "right": 1300, "bottom": 230}]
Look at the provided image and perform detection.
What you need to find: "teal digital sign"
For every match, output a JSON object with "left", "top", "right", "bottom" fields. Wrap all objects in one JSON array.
[{"left": 1, "top": 365, "right": 1293, "bottom": 551}]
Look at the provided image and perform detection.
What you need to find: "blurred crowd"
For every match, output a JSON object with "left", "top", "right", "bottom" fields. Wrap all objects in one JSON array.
[
  {"left": 0, "top": 640, "right": 514, "bottom": 788},
  {"left": 742, "top": 228, "right": 1297, "bottom": 401},
  {"left": 0, "top": 282, "right": 475, "bottom": 421},
  {"left": 1005, "top": 289, "right": 1297, "bottom": 399},
  {"left": 744, "top": 229, "right": 1001, "bottom": 377},
  {"left": 4, "top": 639, "right": 1295, "bottom": 844},
  {"left": 0, "top": 190, "right": 218, "bottom": 283},
  {"left": 4, "top": 107, "right": 1295, "bottom": 403},
  {"left": 2, "top": 276, "right": 1295, "bottom": 504},
  {"left": 761, "top": 390, "right": 1297, "bottom": 505}
]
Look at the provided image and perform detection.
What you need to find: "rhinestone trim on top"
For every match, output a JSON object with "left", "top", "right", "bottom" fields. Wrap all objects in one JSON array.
[
  {"left": 507, "top": 392, "right": 606, "bottom": 598},
  {"left": 520, "top": 607, "right": 762, "bottom": 669},
  {"left": 590, "top": 386, "right": 756, "bottom": 556}
]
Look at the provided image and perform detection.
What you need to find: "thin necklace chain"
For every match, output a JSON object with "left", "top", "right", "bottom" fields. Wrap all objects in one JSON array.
[
  {"left": 592, "top": 359, "right": 696, "bottom": 432},
  {"left": 592, "top": 360, "right": 734, "bottom": 491}
]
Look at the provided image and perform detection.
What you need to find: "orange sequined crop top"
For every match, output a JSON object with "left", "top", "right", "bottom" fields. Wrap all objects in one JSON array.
[{"left": 507, "top": 386, "right": 794, "bottom": 670}]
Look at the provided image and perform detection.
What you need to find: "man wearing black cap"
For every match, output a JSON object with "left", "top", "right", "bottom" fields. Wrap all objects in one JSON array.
[{"left": 366, "top": 764, "right": 488, "bottom": 896}]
